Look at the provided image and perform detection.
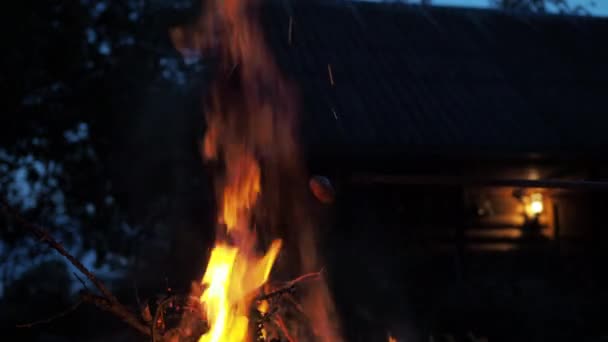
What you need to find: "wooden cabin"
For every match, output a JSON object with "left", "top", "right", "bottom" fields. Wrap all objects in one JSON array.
[
  {"left": 256, "top": 0, "right": 608, "bottom": 255},
  {"left": 253, "top": 3, "right": 608, "bottom": 338},
  {"left": 131, "top": 1, "right": 608, "bottom": 339}
]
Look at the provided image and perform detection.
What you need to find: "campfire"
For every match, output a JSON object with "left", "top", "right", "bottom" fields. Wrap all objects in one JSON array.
[
  {"left": 166, "top": 0, "right": 342, "bottom": 341},
  {"left": 2, "top": 0, "right": 343, "bottom": 340}
]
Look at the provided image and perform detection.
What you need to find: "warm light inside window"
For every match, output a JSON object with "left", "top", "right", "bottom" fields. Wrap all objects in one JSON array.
[
  {"left": 530, "top": 198, "right": 543, "bottom": 215},
  {"left": 525, "top": 192, "right": 544, "bottom": 217}
]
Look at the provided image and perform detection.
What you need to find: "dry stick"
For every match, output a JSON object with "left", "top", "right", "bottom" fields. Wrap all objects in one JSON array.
[
  {"left": 16, "top": 300, "right": 83, "bottom": 328},
  {"left": 151, "top": 295, "right": 174, "bottom": 342},
  {"left": 73, "top": 272, "right": 89, "bottom": 291},
  {"left": 283, "top": 293, "right": 307, "bottom": 317},
  {"left": 258, "top": 270, "right": 323, "bottom": 301},
  {"left": 257, "top": 285, "right": 295, "bottom": 301},
  {"left": 80, "top": 292, "right": 150, "bottom": 336},
  {"left": 255, "top": 271, "right": 322, "bottom": 341},
  {"left": 285, "top": 269, "right": 323, "bottom": 287},
  {"left": 273, "top": 315, "right": 295, "bottom": 342},
  {"left": 0, "top": 198, "right": 151, "bottom": 336}
]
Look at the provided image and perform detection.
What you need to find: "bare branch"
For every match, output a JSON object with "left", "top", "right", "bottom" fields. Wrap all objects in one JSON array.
[
  {"left": 258, "top": 269, "right": 324, "bottom": 301},
  {"left": 285, "top": 269, "right": 323, "bottom": 288},
  {"left": 16, "top": 300, "right": 83, "bottom": 328},
  {"left": 80, "top": 291, "right": 151, "bottom": 336},
  {"left": 273, "top": 315, "right": 295, "bottom": 342},
  {"left": 1, "top": 197, "right": 151, "bottom": 336},
  {"left": 1, "top": 198, "right": 114, "bottom": 300},
  {"left": 73, "top": 272, "right": 89, "bottom": 291}
]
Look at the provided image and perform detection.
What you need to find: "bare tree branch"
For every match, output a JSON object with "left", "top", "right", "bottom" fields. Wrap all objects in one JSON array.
[
  {"left": 1, "top": 198, "right": 113, "bottom": 299},
  {"left": 80, "top": 292, "right": 151, "bottom": 336},
  {"left": 258, "top": 269, "right": 323, "bottom": 301},
  {"left": 16, "top": 300, "right": 83, "bottom": 328},
  {"left": 0, "top": 197, "right": 152, "bottom": 336},
  {"left": 73, "top": 272, "right": 89, "bottom": 291}
]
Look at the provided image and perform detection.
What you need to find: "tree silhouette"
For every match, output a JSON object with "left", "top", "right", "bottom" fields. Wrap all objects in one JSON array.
[{"left": 493, "top": 0, "right": 594, "bottom": 14}]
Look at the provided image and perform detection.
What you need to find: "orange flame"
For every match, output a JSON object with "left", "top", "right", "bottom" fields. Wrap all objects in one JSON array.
[
  {"left": 171, "top": 0, "right": 342, "bottom": 340},
  {"left": 220, "top": 151, "right": 261, "bottom": 231},
  {"left": 192, "top": 1, "right": 284, "bottom": 338}
]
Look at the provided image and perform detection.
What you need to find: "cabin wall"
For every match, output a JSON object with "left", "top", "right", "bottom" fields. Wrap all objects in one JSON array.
[
  {"left": 463, "top": 187, "right": 555, "bottom": 252},
  {"left": 326, "top": 178, "right": 608, "bottom": 341}
]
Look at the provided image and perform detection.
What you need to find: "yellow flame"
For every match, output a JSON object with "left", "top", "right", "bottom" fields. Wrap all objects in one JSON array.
[
  {"left": 172, "top": 0, "right": 341, "bottom": 338},
  {"left": 198, "top": 245, "right": 240, "bottom": 342},
  {"left": 198, "top": 240, "right": 282, "bottom": 342}
]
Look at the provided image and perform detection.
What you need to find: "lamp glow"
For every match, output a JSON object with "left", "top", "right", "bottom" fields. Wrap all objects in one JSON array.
[{"left": 526, "top": 192, "right": 544, "bottom": 217}]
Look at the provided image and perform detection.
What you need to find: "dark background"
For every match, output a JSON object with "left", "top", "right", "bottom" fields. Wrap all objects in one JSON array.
[{"left": 1, "top": 1, "right": 606, "bottom": 341}]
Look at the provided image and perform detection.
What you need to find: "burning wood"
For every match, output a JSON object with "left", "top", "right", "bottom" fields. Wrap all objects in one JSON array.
[{"left": 147, "top": 271, "right": 325, "bottom": 342}]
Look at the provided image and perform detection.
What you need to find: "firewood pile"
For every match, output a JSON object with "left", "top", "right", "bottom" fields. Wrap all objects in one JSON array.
[{"left": 149, "top": 272, "right": 322, "bottom": 342}]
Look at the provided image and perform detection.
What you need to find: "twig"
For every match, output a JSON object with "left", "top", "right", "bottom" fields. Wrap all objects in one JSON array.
[
  {"left": 257, "top": 284, "right": 295, "bottom": 301},
  {"left": 73, "top": 272, "right": 89, "bottom": 291},
  {"left": 80, "top": 292, "right": 151, "bottom": 336},
  {"left": 273, "top": 315, "right": 295, "bottom": 342},
  {"left": 152, "top": 295, "right": 175, "bottom": 342},
  {"left": 285, "top": 269, "right": 323, "bottom": 287},
  {"left": 1, "top": 199, "right": 114, "bottom": 301},
  {"left": 1, "top": 198, "right": 151, "bottom": 336},
  {"left": 258, "top": 269, "right": 323, "bottom": 301},
  {"left": 16, "top": 300, "right": 83, "bottom": 328},
  {"left": 283, "top": 293, "right": 306, "bottom": 317}
]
